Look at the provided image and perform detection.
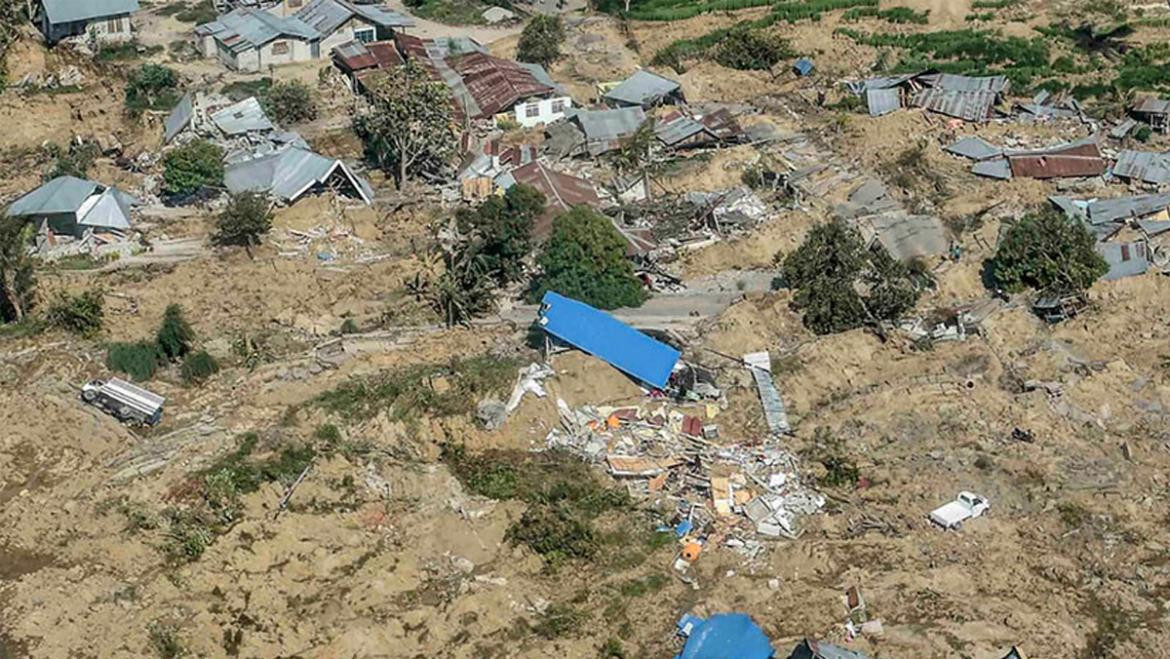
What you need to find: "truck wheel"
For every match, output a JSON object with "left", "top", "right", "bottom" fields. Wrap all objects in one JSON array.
[
  {"left": 117, "top": 405, "right": 131, "bottom": 419},
  {"left": 82, "top": 390, "right": 97, "bottom": 402}
]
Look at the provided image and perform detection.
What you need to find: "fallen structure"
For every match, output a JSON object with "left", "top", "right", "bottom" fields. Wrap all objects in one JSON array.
[
  {"left": 544, "top": 106, "right": 647, "bottom": 158},
  {"left": 502, "top": 161, "right": 601, "bottom": 240},
  {"left": 225, "top": 145, "right": 374, "bottom": 205},
  {"left": 604, "top": 69, "right": 685, "bottom": 109},
  {"left": 7, "top": 175, "right": 141, "bottom": 258},
  {"left": 1049, "top": 193, "right": 1170, "bottom": 279},
  {"left": 786, "top": 639, "right": 869, "bottom": 659},
  {"left": 946, "top": 135, "right": 1107, "bottom": 181},
  {"left": 847, "top": 72, "right": 1010, "bottom": 122},
  {"left": 834, "top": 179, "right": 949, "bottom": 262}
]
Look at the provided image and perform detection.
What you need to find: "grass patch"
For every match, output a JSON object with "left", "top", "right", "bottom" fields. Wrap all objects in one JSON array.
[
  {"left": 221, "top": 77, "right": 272, "bottom": 101},
  {"left": 107, "top": 341, "right": 163, "bottom": 381},
  {"left": 147, "top": 621, "right": 185, "bottom": 658},
  {"left": 95, "top": 40, "right": 163, "bottom": 62},
  {"left": 314, "top": 354, "right": 517, "bottom": 422},
  {"left": 616, "top": 573, "right": 667, "bottom": 598},
  {"left": 410, "top": 0, "right": 487, "bottom": 25},
  {"left": 180, "top": 350, "right": 219, "bottom": 385},
  {"left": 532, "top": 603, "right": 587, "bottom": 639},
  {"left": 843, "top": 6, "right": 929, "bottom": 24}
]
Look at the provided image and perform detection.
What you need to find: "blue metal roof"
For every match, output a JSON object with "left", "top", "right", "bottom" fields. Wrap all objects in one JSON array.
[
  {"left": 676, "top": 613, "right": 773, "bottom": 659},
  {"left": 538, "top": 291, "right": 680, "bottom": 389},
  {"left": 793, "top": 58, "right": 814, "bottom": 76}
]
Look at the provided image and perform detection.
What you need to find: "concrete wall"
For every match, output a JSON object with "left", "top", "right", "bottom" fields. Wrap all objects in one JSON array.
[
  {"left": 512, "top": 96, "right": 573, "bottom": 128},
  {"left": 215, "top": 37, "right": 313, "bottom": 73},
  {"left": 43, "top": 13, "right": 133, "bottom": 44},
  {"left": 319, "top": 16, "right": 382, "bottom": 53}
]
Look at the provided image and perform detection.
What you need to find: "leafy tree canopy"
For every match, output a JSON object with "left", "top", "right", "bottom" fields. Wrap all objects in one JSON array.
[
  {"left": 163, "top": 139, "right": 224, "bottom": 198},
  {"left": 213, "top": 191, "right": 272, "bottom": 255},
  {"left": 991, "top": 210, "right": 1108, "bottom": 294},
  {"left": 455, "top": 183, "right": 545, "bottom": 285},
  {"left": 516, "top": 15, "right": 565, "bottom": 69},
  {"left": 263, "top": 80, "right": 318, "bottom": 125},
  {"left": 529, "top": 207, "right": 646, "bottom": 310}
]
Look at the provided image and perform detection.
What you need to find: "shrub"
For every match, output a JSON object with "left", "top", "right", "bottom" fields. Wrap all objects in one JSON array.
[
  {"left": 156, "top": 303, "right": 195, "bottom": 361},
  {"left": 263, "top": 80, "right": 317, "bottom": 125},
  {"left": 44, "top": 141, "right": 100, "bottom": 180},
  {"left": 1135, "top": 124, "right": 1153, "bottom": 142},
  {"left": 180, "top": 350, "right": 219, "bottom": 385},
  {"left": 713, "top": 25, "right": 793, "bottom": 71},
  {"left": 162, "top": 139, "right": 223, "bottom": 198},
  {"left": 213, "top": 191, "right": 271, "bottom": 254},
  {"left": 340, "top": 318, "right": 359, "bottom": 334},
  {"left": 107, "top": 341, "right": 163, "bottom": 381},
  {"left": 990, "top": 210, "right": 1108, "bottom": 294},
  {"left": 45, "top": 290, "right": 104, "bottom": 336},
  {"left": 516, "top": 15, "right": 565, "bottom": 68},
  {"left": 0, "top": 216, "right": 36, "bottom": 323},
  {"left": 455, "top": 183, "right": 545, "bottom": 285},
  {"left": 124, "top": 64, "right": 180, "bottom": 116},
  {"left": 781, "top": 221, "right": 920, "bottom": 334},
  {"left": 529, "top": 207, "right": 647, "bottom": 310}
]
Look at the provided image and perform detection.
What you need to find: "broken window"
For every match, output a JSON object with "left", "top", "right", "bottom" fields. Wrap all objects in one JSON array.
[
  {"left": 272, "top": 40, "right": 290, "bottom": 55},
  {"left": 526, "top": 103, "right": 540, "bottom": 118}
]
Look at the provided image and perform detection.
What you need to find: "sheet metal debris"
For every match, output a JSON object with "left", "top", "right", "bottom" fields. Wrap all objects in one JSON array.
[{"left": 743, "top": 351, "right": 791, "bottom": 436}]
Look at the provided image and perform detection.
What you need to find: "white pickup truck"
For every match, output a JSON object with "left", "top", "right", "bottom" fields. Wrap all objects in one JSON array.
[{"left": 929, "top": 491, "right": 990, "bottom": 530}]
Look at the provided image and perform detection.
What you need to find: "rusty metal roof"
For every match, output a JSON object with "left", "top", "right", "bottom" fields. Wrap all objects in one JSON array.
[
  {"left": 449, "top": 52, "right": 554, "bottom": 118},
  {"left": 510, "top": 161, "right": 600, "bottom": 239},
  {"left": 1007, "top": 155, "right": 1107, "bottom": 179},
  {"left": 333, "top": 39, "right": 402, "bottom": 72},
  {"left": 910, "top": 88, "right": 998, "bottom": 122}
]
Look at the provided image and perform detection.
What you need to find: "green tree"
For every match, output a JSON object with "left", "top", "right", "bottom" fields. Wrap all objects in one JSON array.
[
  {"left": 156, "top": 303, "right": 195, "bottom": 361},
  {"left": 529, "top": 207, "right": 646, "bottom": 310},
  {"left": 608, "top": 118, "right": 656, "bottom": 177},
  {"left": 263, "top": 80, "right": 317, "bottom": 125},
  {"left": 163, "top": 139, "right": 223, "bottom": 197},
  {"left": 991, "top": 210, "right": 1108, "bottom": 294},
  {"left": 0, "top": 216, "right": 35, "bottom": 323},
  {"left": 354, "top": 59, "right": 456, "bottom": 187},
  {"left": 124, "top": 64, "right": 180, "bottom": 115},
  {"left": 213, "top": 192, "right": 272, "bottom": 256},
  {"left": 455, "top": 183, "right": 545, "bottom": 285},
  {"left": 781, "top": 221, "right": 920, "bottom": 335},
  {"left": 516, "top": 15, "right": 565, "bottom": 69},
  {"left": 713, "top": 25, "right": 793, "bottom": 71},
  {"left": 181, "top": 350, "right": 220, "bottom": 385}
]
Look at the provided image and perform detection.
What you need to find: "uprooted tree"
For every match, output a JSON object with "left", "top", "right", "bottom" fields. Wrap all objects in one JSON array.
[
  {"left": 781, "top": 220, "right": 920, "bottom": 335},
  {"left": 516, "top": 15, "right": 565, "bottom": 69},
  {"left": 990, "top": 210, "right": 1108, "bottom": 295},
  {"left": 354, "top": 59, "right": 457, "bottom": 187},
  {"left": 528, "top": 207, "right": 647, "bottom": 310},
  {"left": 0, "top": 215, "right": 35, "bottom": 323}
]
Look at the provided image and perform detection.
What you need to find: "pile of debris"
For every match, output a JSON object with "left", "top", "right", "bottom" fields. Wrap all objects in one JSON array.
[
  {"left": 1049, "top": 192, "right": 1170, "bottom": 280},
  {"left": 944, "top": 134, "right": 1108, "bottom": 181}
]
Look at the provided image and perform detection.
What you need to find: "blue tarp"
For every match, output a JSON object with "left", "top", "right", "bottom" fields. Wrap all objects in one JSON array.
[
  {"left": 793, "top": 59, "right": 815, "bottom": 76},
  {"left": 537, "top": 291, "right": 680, "bottom": 390},
  {"left": 676, "top": 613, "right": 774, "bottom": 659}
]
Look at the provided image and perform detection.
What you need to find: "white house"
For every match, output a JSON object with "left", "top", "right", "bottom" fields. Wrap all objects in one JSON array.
[
  {"left": 38, "top": 0, "right": 139, "bottom": 45},
  {"left": 195, "top": 8, "right": 320, "bottom": 72},
  {"left": 513, "top": 96, "right": 573, "bottom": 128},
  {"left": 293, "top": 0, "right": 414, "bottom": 53}
]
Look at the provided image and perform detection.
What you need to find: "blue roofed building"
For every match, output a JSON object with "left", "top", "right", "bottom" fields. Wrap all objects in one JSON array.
[
  {"left": 38, "top": 0, "right": 139, "bottom": 45},
  {"left": 537, "top": 291, "right": 679, "bottom": 390}
]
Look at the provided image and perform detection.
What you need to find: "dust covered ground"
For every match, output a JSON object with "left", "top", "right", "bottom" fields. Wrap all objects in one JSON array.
[{"left": 6, "top": 1, "right": 1170, "bottom": 657}]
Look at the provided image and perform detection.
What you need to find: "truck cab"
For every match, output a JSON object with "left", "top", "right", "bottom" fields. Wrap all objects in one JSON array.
[{"left": 929, "top": 491, "right": 990, "bottom": 530}]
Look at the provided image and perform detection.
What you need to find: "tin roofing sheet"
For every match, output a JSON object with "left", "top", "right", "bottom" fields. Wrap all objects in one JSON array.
[
  {"left": 43, "top": 0, "right": 139, "bottom": 25},
  {"left": 866, "top": 88, "right": 900, "bottom": 117},
  {"left": 603, "top": 69, "right": 681, "bottom": 107},
  {"left": 944, "top": 136, "right": 1002, "bottom": 160},
  {"left": 1008, "top": 154, "right": 1107, "bottom": 179},
  {"left": 910, "top": 88, "right": 997, "bottom": 122},
  {"left": 295, "top": 0, "right": 413, "bottom": 35},
  {"left": 1097, "top": 241, "right": 1149, "bottom": 280},
  {"left": 1113, "top": 149, "right": 1170, "bottom": 184},
  {"left": 225, "top": 146, "right": 372, "bottom": 204},
  {"left": 199, "top": 7, "right": 319, "bottom": 52},
  {"left": 449, "top": 51, "right": 553, "bottom": 117},
  {"left": 210, "top": 97, "right": 274, "bottom": 136},
  {"left": 163, "top": 93, "right": 194, "bottom": 144}
]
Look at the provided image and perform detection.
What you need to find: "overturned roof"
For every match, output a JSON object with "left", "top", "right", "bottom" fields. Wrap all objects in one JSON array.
[
  {"left": 1083, "top": 193, "right": 1170, "bottom": 224},
  {"left": 43, "top": 0, "right": 139, "bottom": 24},
  {"left": 1009, "top": 155, "right": 1107, "bottom": 179},
  {"left": 866, "top": 87, "right": 900, "bottom": 117},
  {"left": 295, "top": 0, "right": 413, "bottom": 34},
  {"left": 1098, "top": 241, "right": 1149, "bottom": 280},
  {"left": 910, "top": 88, "right": 999, "bottom": 122},
  {"left": 164, "top": 92, "right": 194, "bottom": 144},
  {"left": 603, "top": 69, "right": 682, "bottom": 107},
  {"left": 1113, "top": 149, "right": 1170, "bottom": 185},
  {"left": 211, "top": 97, "right": 274, "bottom": 136},
  {"left": 449, "top": 52, "right": 555, "bottom": 118},
  {"left": 944, "top": 136, "right": 1002, "bottom": 160},
  {"left": 196, "top": 7, "right": 319, "bottom": 52},
  {"left": 538, "top": 291, "right": 680, "bottom": 389},
  {"left": 972, "top": 157, "right": 1013, "bottom": 180},
  {"left": 845, "top": 73, "right": 920, "bottom": 95},
  {"left": 225, "top": 146, "right": 373, "bottom": 205},
  {"left": 508, "top": 161, "right": 600, "bottom": 239}
]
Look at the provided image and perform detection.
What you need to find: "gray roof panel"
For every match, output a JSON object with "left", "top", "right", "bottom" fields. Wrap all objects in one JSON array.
[
  {"left": 573, "top": 106, "right": 646, "bottom": 142},
  {"left": 972, "top": 157, "right": 1013, "bottom": 180},
  {"left": 225, "top": 146, "right": 372, "bottom": 204},
  {"left": 200, "top": 8, "right": 319, "bottom": 52},
  {"left": 211, "top": 97, "right": 274, "bottom": 136},
  {"left": 296, "top": 0, "right": 412, "bottom": 35},
  {"left": 944, "top": 136, "right": 1002, "bottom": 160},
  {"left": 164, "top": 93, "right": 194, "bottom": 144},
  {"left": 7, "top": 176, "right": 99, "bottom": 216},
  {"left": 655, "top": 115, "right": 706, "bottom": 146},
  {"left": 866, "top": 88, "right": 900, "bottom": 117},
  {"left": 1113, "top": 149, "right": 1170, "bottom": 184},
  {"left": 604, "top": 69, "right": 680, "bottom": 107},
  {"left": 43, "top": 0, "right": 139, "bottom": 24},
  {"left": 1097, "top": 241, "right": 1149, "bottom": 280}
]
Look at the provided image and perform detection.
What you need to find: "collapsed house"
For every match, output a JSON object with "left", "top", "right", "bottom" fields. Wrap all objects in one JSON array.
[
  {"left": 6, "top": 176, "right": 140, "bottom": 258},
  {"left": 1112, "top": 149, "right": 1170, "bottom": 186},
  {"left": 1131, "top": 97, "right": 1170, "bottom": 133},
  {"left": 330, "top": 39, "right": 403, "bottom": 92},
  {"left": 1016, "top": 90, "right": 1087, "bottom": 123},
  {"left": 543, "top": 106, "right": 647, "bottom": 158},
  {"left": 196, "top": 0, "right": 412, "bottom": 72},
  {"left": 847, "top": 72, "right": 1010, "bottom": 122},
  {"left": 224, "top": 144, "right": 374, "bottom": 205},
  {"left": 503, "top": 161, "right": 601, "bottom": 239},
  {"left": 38, "top": 0, "right": 139, "bottom": 45},
  {"left": 834, "top": 179, "right": 949, "bottom": 262},
  {"left": 602, "top": 69, "right": 685, "bottom": 109},
  {"left": 163, "top": 92, "right": 308, "bottom": 161},
  {"left": 946, "top": 135, "right": 1107, "bottom": 181},
  {"left": 654, "top": 108, "right": 746, "bottom": 151},
  {"left": 1049, "top": 192, "right": 1170, "bottom": 280}
]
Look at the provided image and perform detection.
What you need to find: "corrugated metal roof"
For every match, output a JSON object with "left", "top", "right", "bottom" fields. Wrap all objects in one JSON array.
[
  {"left": 43, "top": 0, "right": 138, "bottom": 25},
  {"left": 1097, "top": 241, "right": 1149, "bottom": 280},
  {"left": 866, "top": 88, "right": 900, "bottom": 117},
  {"left": 572, "top": 107, "right": 646, "bottom": 153},
  {"left": 8, "top": 176, "right": 99, "bottom": 216},
  {"left": 910, "top": 88, "right": 997, "bottom": 122},
  {"left": 603, "top": 69, "right": 681, "bottom": 108},
  {"left": 858, "top": 211, "right": 949, "bottom": 262},
  {"left": 922, "top": 73, "right": 1009, "bottom": 94},
  {"left": 654, "top": 113, "right": 707, "bottom": 146},
  {"left": 449, "top": 51, "right": 553, "bottom": 117},
  {"left": 1111, "top": 118, "right": 1138, "bottom": 139},
  {"left": 198, "top": 8, "right": 319, "bottom": 52},
  {"left": 1113, "top": 149, "right": 1170, "bottom": 184},
  {"left": 211, "top": 97, "right": 274, "bottom": 136},
  {"left": 1006, "top": 135, "right": 1101, "bottom": 158},
  {"left": 333, "top": 40, "right": 378, "bottom": 71},
  {"left": 537, "top": 291, "right": 680, "bottom": 389},
  {"left": 509, "top": 161, "right": 600, "bottom": 239},
  {"left": 846, "top": 73, "right": 919, "bottom": 95},
  {"left": 77, "top": 188, "right": 132, "bottom": 230},
  {"left": 225, "top": 146, "right": 372, "bottom": 204},
  {"left": 802, "top": 638, "right": 871, "bottom": 659},
  {"left": 1086, "top": 193, "right": 1170, "bottom": 224},
  {"left": 1008, "top": 154, "right": 1106, "bottom": 179},
  {"left": 971, "top": 157, "right": 1013, "bottom": 180},
  {"left": 944, "top": 136, "right": 1001, "bottom": 160},
  {"left": 164, "top": 93, "right": 194, "bottom": 144},
  {"left": 700, "top": 109, "right": 743, "bottom": 140},
  {"left": 296, "top": 0, "right": 412, "bottom": 35},
  {"left": 1133, "top": 97, "right": 1170, "bottom": 115},
  {"left": 517, "top": 61, "right": 565, "bottom": 96}
]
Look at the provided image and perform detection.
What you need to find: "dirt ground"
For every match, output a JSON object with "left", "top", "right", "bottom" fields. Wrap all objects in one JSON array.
[{"left": 7, "top": 1, "right": 1170, "bottom": 658}]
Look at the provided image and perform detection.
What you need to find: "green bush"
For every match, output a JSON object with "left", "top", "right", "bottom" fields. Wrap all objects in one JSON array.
[
  {"left": 263, "top": 80, "right": 318, "bottom": 125},
  {"left": 107, "top": 341, "right": 163, "bottom": 381},
  {"left": 528, "top": 207, "right": 647, "bottom": 310},
  {"left": 45, "top": 290, "right": 104, "bottom": 336},
  {"left": 990, "top": 210, "right": 1108, "bottom": 294},
  {"left": 1135, "top": 124, "right": 1153, "bottom": 142},
  {"left": 162, "top": 139, "right": 223, "bottom": 197},
  {"left": 43, "top": 141, "right": 100, "bottom": 180},
  {"left": 213, "top": 191, "right": 271, "bottom": 252},
  {"left": 124, "top": 64, "right": 180, "bottom": 116},
  {"left": 156, "top": 303, "right": 195, "bottom": 361},
  {"left": 516, "top": 15, "right": 565, "bottom": 68},
  {"left": 713, "top": 25, "right": 793, "bottom": 71},
  {"left": 180, "top": 350, "right": 219, "bottom": 385},
  {"left": 455, "top": 183, "right": 545, "bottom": 285}
]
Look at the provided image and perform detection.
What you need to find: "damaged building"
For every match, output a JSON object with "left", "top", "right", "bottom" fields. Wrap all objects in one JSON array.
[
  {"left": 225, "top": 145, "right": 374, "bottom": 206},
  {"left": 6, "top": 175, "right": 141, "bottom": 258},
  {"left": 602, "top": 69, "right": 685, "bottom": 109},
  {"left": 848, "top": 72, "right": 1010, "bottom": 122}
]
